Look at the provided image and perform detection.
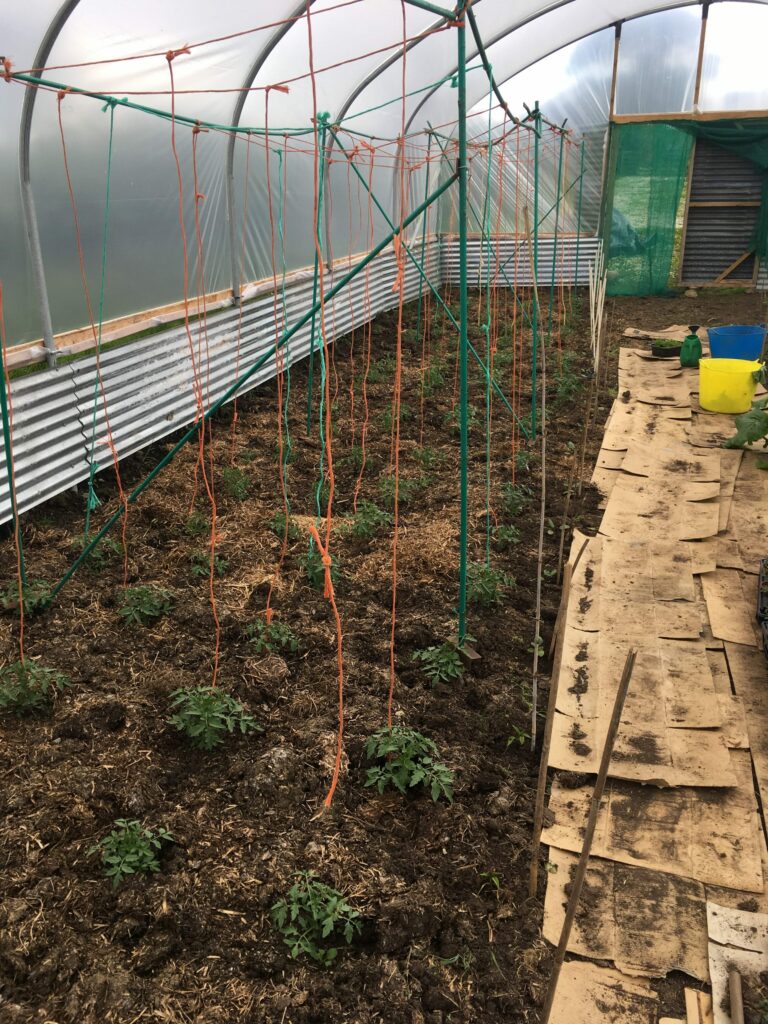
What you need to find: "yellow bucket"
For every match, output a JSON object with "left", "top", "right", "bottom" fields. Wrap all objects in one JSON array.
[{"left": 699, "top": 358, "right": 762, "bottom": 414}]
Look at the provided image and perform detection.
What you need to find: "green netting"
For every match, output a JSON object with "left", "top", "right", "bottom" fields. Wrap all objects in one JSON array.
[{"left": 603, "top": 122, "right": 693, "bottom": 296}]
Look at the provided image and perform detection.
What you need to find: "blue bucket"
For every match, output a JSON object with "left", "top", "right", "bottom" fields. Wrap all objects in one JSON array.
[{"left": 708, "top": 324, "right": 766, "bottom": 361}]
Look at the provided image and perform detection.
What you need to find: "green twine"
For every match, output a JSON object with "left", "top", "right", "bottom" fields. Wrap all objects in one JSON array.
[
  {"left": 276, "top": 148, "right": 292, "bottom": 507},
  {"left": 84, "top": 100, "right": 117, "bottom": 539},
  {"left": 311, "top": 126, "right": 329, "bottom": 531},
  {"left": 481, "top": 90, "right": 494, "bottom": 565}
]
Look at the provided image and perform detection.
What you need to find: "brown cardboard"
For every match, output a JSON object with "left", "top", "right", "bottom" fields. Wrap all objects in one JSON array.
[
  {"left": 543, "top": 848, "right": 709, "bottom": 980},
  {"left": 542, "top": 751, "right": 763, "bottom": 891}
]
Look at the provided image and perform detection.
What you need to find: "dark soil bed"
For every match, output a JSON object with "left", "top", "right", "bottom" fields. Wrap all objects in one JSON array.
[{"left": 0, "top": 286, "right": 761, "bottom": 1023}]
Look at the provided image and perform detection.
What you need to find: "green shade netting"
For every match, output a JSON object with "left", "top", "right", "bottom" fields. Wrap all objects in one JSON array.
[
  {"left": 603, "top": 122, "right": 693, "bottom": 296},
  {"left": 605, "top": 118, "right": 768, "bottom": 296}
]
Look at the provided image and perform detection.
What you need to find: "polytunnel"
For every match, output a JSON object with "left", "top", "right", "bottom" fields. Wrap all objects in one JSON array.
[{"left": 2, "top": 3, "right": 768, "bottom": 1022}]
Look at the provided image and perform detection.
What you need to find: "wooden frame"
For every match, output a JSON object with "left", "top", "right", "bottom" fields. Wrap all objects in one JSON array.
[
  {"left": 613, "top": 109, "right": 768, "bottom": 125},
  {"left": 693, "top": 1, "right": 709, "bottom": 109}
]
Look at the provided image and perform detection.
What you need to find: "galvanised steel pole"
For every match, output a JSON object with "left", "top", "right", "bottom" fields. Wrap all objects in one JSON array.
[
  {"left": 457, "top": 10, "right": 469, "bottom": 644},
  {"left": 531, "top": 103, "right": 541, "bottom": 437}
]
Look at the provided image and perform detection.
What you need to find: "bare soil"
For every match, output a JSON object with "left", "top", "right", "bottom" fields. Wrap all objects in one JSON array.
[{"left": 0, "top": 286, "right": 762, "bottom": 1023}]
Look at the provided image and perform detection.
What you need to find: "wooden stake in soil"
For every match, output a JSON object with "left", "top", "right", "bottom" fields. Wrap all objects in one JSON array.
[
  {"left": 530, "top": 537, "right": 588, "bottom": 899},
  {"left": 540, "top": 648, "right": 637, "bottom": 1024},
  {"left": 729, "top": 969, "right": 745, "bottom": 1024},
  {"left": 523, "top": 205, "right": 546, "bottom": 750}
]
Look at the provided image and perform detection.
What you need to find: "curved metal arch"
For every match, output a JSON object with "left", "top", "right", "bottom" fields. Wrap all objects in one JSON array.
[
  {"left": 402, "top": 0, "right": 726, "bottom": 138},
  {"left": 322, "top": 9, "right": 450, "bottom": 258},
  {"left": 19, "top": 0, "right": 83, "bottom": 364},
  {"left": 224, "top": 0, "right": 315, "bottom": 301}
]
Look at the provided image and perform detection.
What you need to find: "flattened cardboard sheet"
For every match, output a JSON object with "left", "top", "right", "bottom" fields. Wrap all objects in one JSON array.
[
  {"left": 707, "top": 902, "right": 768, "bottom": 1024},
  {"left": 620, "top": 444, "right": 720, "bottom": 483},
  {"left": 730, "top": 453, "right": 768, "bottom": 572},
  {"left": 725, "top": 642, "right": 768, "bottom": 815},
  {"left": 548, "top": 961, "right": 658, "bottom": 1024},
  {"left": 687, "top": 413, "right": 737, "bottom": 450},
  {"left": 543, "top": 848, "right": 709, "bottom": 980},
  {"left": 701, "top": 570, "right": 759, "bottom": 648},
  {"left": 542, "top": 751, "right": 763, "bottom": 892},
  {"left": 550, "top": 637, "right": 733, "bottom": 786},
  {"left": 718, "top": 449, "right": 743, "bottom": 533}
]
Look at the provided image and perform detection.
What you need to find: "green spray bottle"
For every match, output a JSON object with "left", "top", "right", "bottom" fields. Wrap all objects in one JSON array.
[{"left": 680, "top": 324, "right": 702, "bottom": 368}]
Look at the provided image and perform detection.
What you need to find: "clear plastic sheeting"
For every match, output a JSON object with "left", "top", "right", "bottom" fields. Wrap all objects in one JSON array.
[
  {"left": 700, "top": 2, "right": 768, "bottom": 112},
  {"left": 614, "top": 6, "right": 700, "bottom": 115},
  {"left": 3, "top": 0, "right": 768, "bottom": 346},
  {"left": 456, "top": 29, "right": 615, "bottom": 237}
]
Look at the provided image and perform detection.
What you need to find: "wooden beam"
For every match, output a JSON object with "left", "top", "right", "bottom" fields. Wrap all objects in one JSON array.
[
  {"left": 608, "top": 22, "right": 622, "bottom": 119},
  {"left": 689, "top": 201, "right": 761, "bottom": 208},
  {"left": 714, "top": 250, "right": 753, "bottom": 283},
  {"left": 693, "top": 2, "right": 710, "bottom": 109},
  {"left": 678, "top": 143, "right": 696, "bottom": 286},
  {"left": 612, "top": 109, "right": 768, "bottom": 124}
]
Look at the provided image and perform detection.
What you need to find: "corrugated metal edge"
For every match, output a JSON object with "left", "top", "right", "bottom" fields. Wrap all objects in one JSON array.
[{"left": 0, "top": 234, "right": 595, "bottom": 523}]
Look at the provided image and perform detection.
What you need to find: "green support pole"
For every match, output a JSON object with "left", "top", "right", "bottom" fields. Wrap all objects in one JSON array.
[
  {"left": 531, "top": 104, "right": 541, "bottom": 438},
  {"left": 415, "top": 133, "right": 433, "bottom": 335},
  {"left": 574, "top": 139, "right": 586, "bottom": 292},
  {"left": 546, "top": 128, "right": 565, "bottom": 345},
  {"left": 307, "top": 118, "right": 329, "bottom": 434},
  {"left": 332, "top": 128, "right": 527, "bottom": 435},
  {"left": 49, "top": 171, "right": 460, "bottom": 603},
  {"left": 0, "top": 366, "right": 26, "bottom": 587},
  {"left": 457, "top": 11, "right": 469, "bottom": 645}
]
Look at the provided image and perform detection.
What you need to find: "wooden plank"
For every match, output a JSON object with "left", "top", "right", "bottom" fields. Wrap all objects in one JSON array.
[
  {"left": 689, "top": 201, "right": 761, "bottom": 208},
  {"left": 693, "top": 1, "right": 709, "bottom": 108},
  {"left": 685, "top": 988, "right": 714, "bottom": 1024},
  {"left": 609, "top": 23, "right": 622, "bottom": 119},
  {"left": 714, "top": 250, "right": 754, "bottom": 284},
  {"left": 613, "top": 110, "right": 768, "bottom": 124}
]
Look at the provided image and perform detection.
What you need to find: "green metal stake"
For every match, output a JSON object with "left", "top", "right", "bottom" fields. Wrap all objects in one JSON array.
[
  {"left": 457, "top": 11, "right": 470, "bottom": 645},
  {"left": 49, "top": 171, "right": 460, "bottom": 603},
  {"left": 574, "top": 139, "right": 586, "bottom": 291},
  {"left": 0, "top": 364, "right": 26, "bottom": 588},
  {"left": 531, "top": 103, "right": 541, "bottom": 438},
  {"left": 546, "top": 128, "right": 565, "bottom": 345},
  {"left": 307, "top": 117, "right": 329, "bottom": 434}
]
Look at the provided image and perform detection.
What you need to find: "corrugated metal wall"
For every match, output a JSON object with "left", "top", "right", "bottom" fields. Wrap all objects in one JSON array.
[
  {"left": 681, "top": 138, "right": 763, "bottom": 285},
  {"left": 441, "top": 235, "right": 600, "bottom": 286},
  {"left": 0, "top": 235, "right": 599, "bottom": 524}
]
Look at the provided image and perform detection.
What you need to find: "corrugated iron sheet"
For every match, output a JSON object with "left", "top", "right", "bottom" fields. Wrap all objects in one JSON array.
[
  {"left": 0, "top": 234, "right": 597, "bottom": 524},
  {"left": 682, "top": 139, "right": 762, "bottom": 285},
  {"left": 441, "top": 235, "right": 601, "bottom": 286}
]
